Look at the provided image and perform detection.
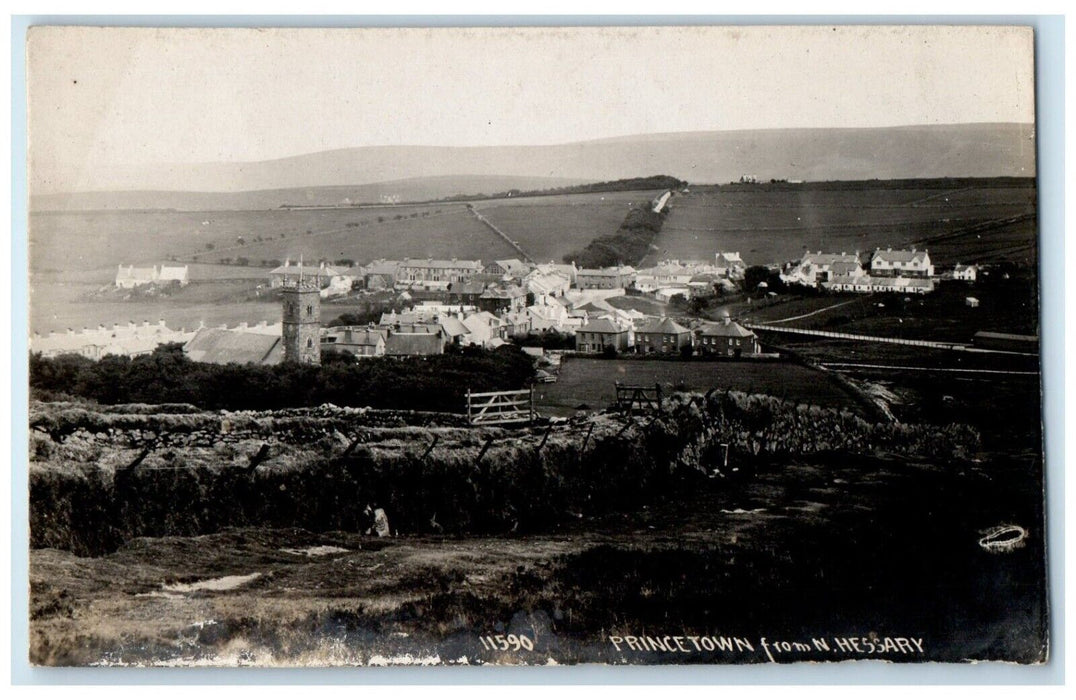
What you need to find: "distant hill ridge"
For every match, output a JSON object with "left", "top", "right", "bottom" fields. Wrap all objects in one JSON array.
[{"left": 32, "top": 123, "right": 1035, "bottom": 212}]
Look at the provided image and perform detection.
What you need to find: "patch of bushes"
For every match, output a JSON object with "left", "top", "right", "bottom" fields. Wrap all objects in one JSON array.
[
  {"left": 29, "top": 344, "right": 534, "bottom": 413},
  {"left": 563, "top": 204, "right": 668, "bottom": 268}
]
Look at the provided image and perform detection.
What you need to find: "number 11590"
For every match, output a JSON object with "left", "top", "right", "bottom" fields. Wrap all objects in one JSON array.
[{"left": 478, "top": 633, "right": 535, "bottom": 652}]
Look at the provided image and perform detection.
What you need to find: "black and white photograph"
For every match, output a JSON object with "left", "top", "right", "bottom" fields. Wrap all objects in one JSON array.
[{"left": 24, "top": 24, "right": 1047, "bottom": 667}]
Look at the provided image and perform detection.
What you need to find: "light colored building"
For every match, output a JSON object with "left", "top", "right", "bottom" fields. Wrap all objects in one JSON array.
[
  {"left": 483, "top": 259, "right": 532, "bottom": 278},
  {"left": 524, "top": 269, "right": 572, "bottom": 297},
  {"left": 654, "top": 287, "right": 692, "bottom": 303},
  {"left": 824, "top": 274, "right": 934, "bottom": 294},
  {"left": 499, "top": 310, "right": 532, "bottom": 338},
  {"left": 953, "top": 263, "right": 978, "bottom": 282},
  {"left": 359, "top": 259, "right": 401, "bottom": 290},
  {"left": 115, "top": 264, "right": 189, "bottom": 288},
  {"left": 575, "top": 265, "right": 636, "bottom": 290},
  {"left": 634, "top": 262, "right": 695, "bottom": 292},
  {"left": 870, "top": 248, "right": 934, "bottom": 278},
  {"left": 781, "top": 252, "right": 862, "bottom": 286},
  {"left": 269, "top": 260, "right": 341, "bottom": 289},
  {"left": 535, "top": 261, "right": 578, "bottom": 286},
  {"left": 478, "top": 283, "right": 528, "bottom": 314},
  {"left": 397, "top": 257, "right": 483, "bottom": 285},
  {"left": 714, "top": 252, "right": 746, "bottom": 280},
  {"left": 462, "top": 311, "right": 508, "bottom": 347},
  {"left": 32, "top": 320, "right": 197, "bottom": 360},
  {"left": 526, "top": 295, "right": 579, "bottom": 333}
]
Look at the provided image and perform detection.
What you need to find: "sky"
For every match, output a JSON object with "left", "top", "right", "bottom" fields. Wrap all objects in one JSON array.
[{"left": 27, "top": 25, "right": 1036, "bottom": 193}]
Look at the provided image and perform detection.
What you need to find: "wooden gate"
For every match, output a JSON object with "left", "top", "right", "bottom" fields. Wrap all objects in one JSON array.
[
  {"left": 614, "top": 382, "right": 663, "bottom": 416},
  {"left": 466, "top": 388, "right": 535, "bottom": 426}
]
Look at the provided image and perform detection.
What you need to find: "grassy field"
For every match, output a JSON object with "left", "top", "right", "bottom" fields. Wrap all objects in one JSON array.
[
  {"left": 534, "top": 357, "right": 865, "bottom": 417},
  {"left": 646, "top": 181, "right": 1037, "bottom": 268},
  {"left": 735, "top": 271, "right": 1038, "bottom": 345},
  {"left": 30, "top": 191, "right": 662, "bottom": 277},
  {"left": 30, "top": 180, "right": 1037, "bottom": 278},
  {"left": 472, "top": 190, "right": 663, "bottom": 263},
  {"left": 29, "top": 203, "right": 512, "bottom": 273}
]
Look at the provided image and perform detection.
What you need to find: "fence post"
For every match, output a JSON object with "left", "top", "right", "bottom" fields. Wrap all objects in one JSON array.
[
  {"left": 466, "top": 390, "right": 472, "bottom": 425},
  {"left": 580, "top": 423, "right": 594, "bottom": 455}
]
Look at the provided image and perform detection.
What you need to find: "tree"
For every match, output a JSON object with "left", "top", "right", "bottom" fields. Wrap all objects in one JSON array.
[
  {"left": 744, "top": 266, "right": 772, "bottom": 291},
  {"left": 205, "top": 243, "right": 215, "bottom": 251}
]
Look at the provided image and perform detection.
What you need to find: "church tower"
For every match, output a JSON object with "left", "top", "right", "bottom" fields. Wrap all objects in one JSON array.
[{"left": 281, "top": 258, "right": 321, "bottom": 365}]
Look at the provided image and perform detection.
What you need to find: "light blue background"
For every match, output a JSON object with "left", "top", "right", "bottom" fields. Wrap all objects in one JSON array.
[{"left": 9, "top": 14, "right": 1065, "bottom": 685}]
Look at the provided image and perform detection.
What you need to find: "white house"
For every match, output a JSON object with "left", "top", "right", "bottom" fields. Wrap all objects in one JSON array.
[
  {"left": 115, "top": 264, "right": 189, "bottom": 288},
  {"left": 714, "top": 252, "right": 746, "bottom": 280},
  {"left": 524, "top": 269, "right": 572, "bottom": 297},
  {"left": 870, "top": 248, "right": 934, "bottom": 278},
  {"left": 953, "top": 263, "right": 978, "bottom": 282},
  {"left": 781, "top": 252, "right": 862, "bottom": 286}
]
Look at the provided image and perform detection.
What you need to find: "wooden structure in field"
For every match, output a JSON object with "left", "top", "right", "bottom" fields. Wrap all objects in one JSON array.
[
  {"left": 466, "top": 388, "right": 535, "bottom": 426},
  {"left": 614, "top": 382, "right": 664, "bottom": 416}
]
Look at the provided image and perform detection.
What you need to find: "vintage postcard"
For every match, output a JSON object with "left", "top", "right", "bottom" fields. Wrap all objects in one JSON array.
[{"left": 25, "top": 25, "right": 1046, "bottom": 666}]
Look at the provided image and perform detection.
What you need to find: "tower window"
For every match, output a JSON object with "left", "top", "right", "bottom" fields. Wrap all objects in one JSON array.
[
  {"left": 306, "top": 305, "right": 313, "bottom": 316},
  {"left": 307, "top": 338, "right": 313, "bottom": 348}
]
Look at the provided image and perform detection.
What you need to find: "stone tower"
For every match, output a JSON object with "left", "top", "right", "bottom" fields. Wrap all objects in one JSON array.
[{"left": 281, "top": 262, "right": 321, "bottom": 365}]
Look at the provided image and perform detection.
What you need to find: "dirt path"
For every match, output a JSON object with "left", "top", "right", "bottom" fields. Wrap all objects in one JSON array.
[{"left": 754, "top": 298, "right": 861, "bottom": 324}]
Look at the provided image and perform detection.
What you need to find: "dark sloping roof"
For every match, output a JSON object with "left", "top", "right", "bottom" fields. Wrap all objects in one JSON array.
[
  {"left": 184, "top": 328, "right": 282, "bottom": 365},
  {"left": 636, "top": 317, "right": 691, "bottom": 335},
  {"left": 699, "top": 321, "right": 755, "bottom": 338},
  {"left": 829, "top": 261, "right": 862, "bottom": 276},
  {"left": 453, "top": 280, "right": 489, "bottom": 295},
  {"left": 328, "top": 328, "right": 386, "bottom": 347},
  {"left": 801, "top": 252, "right": 859, "bottom": 266},
  {"left": 384, "top": 332, "right": 444, "bottom": 356},
  {"left": 578, "top": 318, "right": 626, "bottom": 334}
]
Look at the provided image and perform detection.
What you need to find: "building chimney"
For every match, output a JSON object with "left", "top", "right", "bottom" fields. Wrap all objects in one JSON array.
[
  {"left": 66, "top": 328, "right": 74, "bottom": 336},
  {"left": 158, "top": 319, "right": 165, "bottom": 327}
]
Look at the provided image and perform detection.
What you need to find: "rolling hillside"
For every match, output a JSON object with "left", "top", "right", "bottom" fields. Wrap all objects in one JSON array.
[
  {"left": 32, "top": 123, "right": 1035, "bottom": 210},
  {"left": 30, "top": 175, "right": 590, "bottom": 213}
]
